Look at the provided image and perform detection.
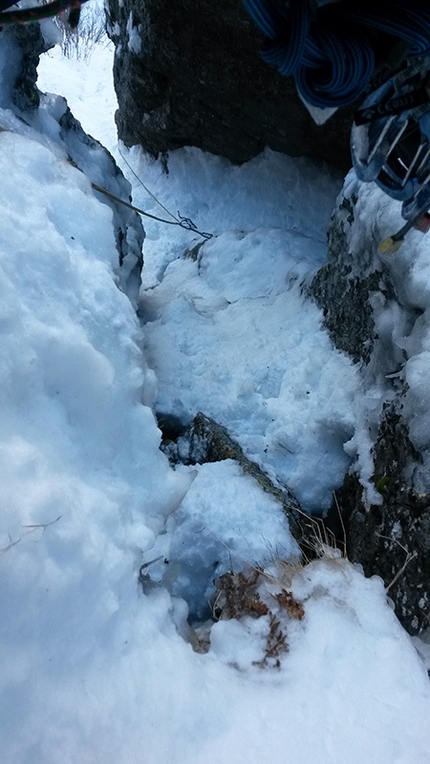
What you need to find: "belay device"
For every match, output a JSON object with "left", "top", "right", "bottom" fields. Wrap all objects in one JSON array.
[{"left": 243, "top": 0, "right": 430, "bottom": 252}]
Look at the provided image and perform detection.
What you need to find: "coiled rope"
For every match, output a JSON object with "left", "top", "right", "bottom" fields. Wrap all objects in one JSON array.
[{"left": 243, "top": 0, "right": 430, "bottom": 107}]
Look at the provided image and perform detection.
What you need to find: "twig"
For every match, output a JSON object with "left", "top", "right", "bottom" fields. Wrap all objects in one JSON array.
[
  {"left": 332, "top": 491, "right": 347, "bottom": 558},
  {"left": 386, "top": 551, "right": 417, "bottom": 591},
  {"left": 0, "top": 515, "right": 62, "bottom": 555}
]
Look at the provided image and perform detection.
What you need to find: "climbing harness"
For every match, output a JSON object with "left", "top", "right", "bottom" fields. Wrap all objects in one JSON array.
[{"left": 243, "top": 0, "right": 430, "bottom": 250}]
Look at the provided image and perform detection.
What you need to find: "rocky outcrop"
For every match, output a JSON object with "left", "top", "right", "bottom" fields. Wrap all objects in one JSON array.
[
  {"left": 338, "top": 403, "right": 429, "bottom": 635},
  {"left": 311, "top": 194, "right": 384, "bottom": 365},
  {"left": 0, "top": 21, "right": 144, "bottom": 304},
  {"left": 310, "top": 175, "right": 430, "bottom": 635},
  {"left": 106, "top": 0, "right": 353, "bottom": 170},
  {"left": 158, "top": 411, "right": 330, "bottom": 558},
  {"left": 54, "top": 104, "right": 144, "bottom": 304},
  {"left": 4, "top": 22, "right": 44, "bottom": 111}
]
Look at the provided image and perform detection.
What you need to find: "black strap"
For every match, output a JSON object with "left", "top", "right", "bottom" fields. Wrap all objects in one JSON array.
[{"left": 355, "top": 84, "right": 430, "bottom": 125}]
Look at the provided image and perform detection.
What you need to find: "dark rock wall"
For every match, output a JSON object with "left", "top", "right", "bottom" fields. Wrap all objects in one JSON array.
[
  {"left": 310, "top": 178, "right": 430, "bottom": 636},
  {"left": 339, "top": 403, "right": 430, "bottom": 635},
  {"left": 106, "top": 0, "right": 353, "bottom": 170},
  {"left": 2, "top": 22, "right": 45, "bottom": 111}
]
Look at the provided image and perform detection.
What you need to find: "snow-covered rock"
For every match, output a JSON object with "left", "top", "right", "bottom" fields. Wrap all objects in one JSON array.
[
  {"left": 311, "top": 173, "right": 430, "bottom": 634},
  {"left": 1, "top": 20, "right": 144, "bottom": 304}
]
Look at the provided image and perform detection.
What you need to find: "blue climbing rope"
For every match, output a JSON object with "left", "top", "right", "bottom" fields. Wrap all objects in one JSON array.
[{"left": 243, "top": 0, "right": 430, "bottom": 107}]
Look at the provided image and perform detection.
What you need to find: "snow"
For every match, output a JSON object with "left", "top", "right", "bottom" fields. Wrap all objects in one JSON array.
[
  {"left": 140, "top": 211, "right": 360, "bottom": 510},
  {"left": 145, "top": 459, "right": 300, "bottom": 621},
  {"left": 126, "top": 12, "right": 142, "bottom": 54},
  {"left": 329, "top": 173, "right": 430, "bottom": 495},
  {"left": 0, "top": 27, "right": 427, "bottom": 764},
  {"left": 38, "top": 38, "right": 117, "bottom": 151}
]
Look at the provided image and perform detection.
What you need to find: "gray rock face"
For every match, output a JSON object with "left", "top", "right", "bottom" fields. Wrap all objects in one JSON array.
[
  {"left": 0, "top": 22, "right": 45, "bottom": 111},
  {"left": 310, "top": 177, "right": 430, "bottom": 636},
  {"left": 339, "top": 403, "right": 430, "bottom": 636},
  {"left": 106, "top": 0, "right": 353, "bottom": 170}
]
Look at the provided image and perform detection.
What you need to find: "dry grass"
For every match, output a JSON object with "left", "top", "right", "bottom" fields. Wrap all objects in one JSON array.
[
  {"left": 211, "top": 563, "right": 305, "bottom": 668},
  {"left": 205, "top": 502, "right": 348, "bottom": 667},
  {"left": 55, "top": 4, "right": 108, "bottom": 61}
]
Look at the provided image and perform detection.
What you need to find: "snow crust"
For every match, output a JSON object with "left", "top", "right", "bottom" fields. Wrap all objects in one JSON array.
[
  {"left": 108, "top": 142, "right": 364, "bottom": 512},
  {"left": 38, "top": 40, "right": 118, "bottom": 151},
  {"left": 333, "top": 172, "right": 430, "bottom": 495},
  {"left": 141, "top": 215, "right": 360, "bottom": 510},
  {"left": 145, "top": 459, "right": 301, "bottom": 620},
  {"left": 126, "top": 12, "right": 142, "bottom": 54},
  {"left": 0, "top": 33, "right": 427, "bottom": 764}
]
